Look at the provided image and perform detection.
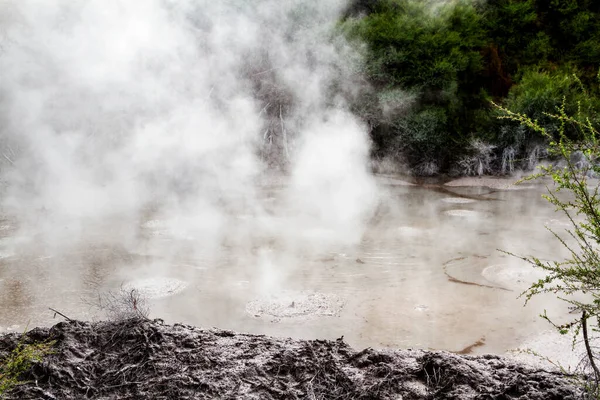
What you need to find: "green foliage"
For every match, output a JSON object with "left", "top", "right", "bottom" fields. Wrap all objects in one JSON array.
[
  {"left": 506, "top": 69, "right": 577, "bottom": 120},
  {"left": 483, "top": 0, "right": 542, "bottom": 70},
  {"left": 393, "top": 107, "right": 447, "bottom": 147},
  {"left": 343, "top": 0, "right": 488, "bottom": 170},
  {"left": 342, "top": 0, "right": 600, "bottom": 173},
  {"left": 0, "top": 334, "right": 54, "bottom": 397},
  {"left": 500, "top": 67, "right": 600, "bottom": 147},
  {"left": 496, "top": 71, "right": 600, "bottom": 395},
  {"left": 536, "top": 1, "right": 600, "bottom": 72},
  {"left": 345, "top": 0, "right": 485, "bottom": 90}
]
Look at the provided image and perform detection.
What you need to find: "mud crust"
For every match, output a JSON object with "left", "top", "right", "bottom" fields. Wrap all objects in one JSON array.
[{"left": 0, "top": 319, "right": 581, "bottom": 399}]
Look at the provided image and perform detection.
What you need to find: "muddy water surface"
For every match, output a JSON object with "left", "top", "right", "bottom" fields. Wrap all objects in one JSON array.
[{"left": 0, "top": 176, "right": 576, "bottom": 355}]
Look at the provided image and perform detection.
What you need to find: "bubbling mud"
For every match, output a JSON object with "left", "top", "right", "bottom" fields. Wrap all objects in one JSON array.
[
  {"left": 482, "top": 264, "right": 547, "bottom": 290},
  {"left": 444, "top": 209, "right": 483, "bottom": 218},
  {"left": 246, "top": 291, "right": 345, "bottom": 321},
  {"left": 440, "top": 197, "right": 476, "bottom": 204},
  {"left": 123, "top": 277, "right": 188, "bottom": 299}
]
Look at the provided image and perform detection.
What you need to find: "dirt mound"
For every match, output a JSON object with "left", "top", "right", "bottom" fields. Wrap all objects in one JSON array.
[{"left": 0, "top": 319, "right": 581, "bottom": 399}]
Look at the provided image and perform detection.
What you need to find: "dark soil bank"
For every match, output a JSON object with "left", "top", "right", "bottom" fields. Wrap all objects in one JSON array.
[{"left": 0, "top": 319, "right": 581, "bottom": 399}]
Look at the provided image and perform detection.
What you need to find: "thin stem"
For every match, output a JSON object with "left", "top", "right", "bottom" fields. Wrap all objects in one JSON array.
[{"left": 582, "top": 310, "right": 600, "bottom": 385}]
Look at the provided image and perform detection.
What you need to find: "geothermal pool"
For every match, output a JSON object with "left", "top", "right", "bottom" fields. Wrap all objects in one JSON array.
[{"left": 0, "top": 175, "right": 577, "bottom": 355}]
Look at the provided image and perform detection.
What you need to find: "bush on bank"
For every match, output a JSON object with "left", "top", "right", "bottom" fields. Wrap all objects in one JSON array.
[
  {"left": 341, "top": 0, "right": 600, "bottom": 174},
  {"left": 497, "top": 69, "right": 600, "bottom": 396}
]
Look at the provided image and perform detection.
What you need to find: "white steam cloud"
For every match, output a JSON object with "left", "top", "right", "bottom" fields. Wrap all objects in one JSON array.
[{"left": 0, "top": 0, "right": 378, "bottom": 295}]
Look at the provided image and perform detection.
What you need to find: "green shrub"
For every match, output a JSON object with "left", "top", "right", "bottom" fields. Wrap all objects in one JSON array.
[
  {"left": 499, "top": 68, "right": 600, "bottom": 149},
  {"left": 342, "top": 0, "right": 600, "bottom": 174},
  {"left": 344, "top": 0, "right": 485, "bottom": 91},
  {"left": 342, "top": 0, "right": 487, "bottom": 170},
  {"left": 497, "top": 70, "right": 600, "bottom": 396}
]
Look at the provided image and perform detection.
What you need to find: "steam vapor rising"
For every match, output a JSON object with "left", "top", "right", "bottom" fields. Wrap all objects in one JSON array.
[{"left": 0, "top": 1, "right": 377, "bottom": 257}]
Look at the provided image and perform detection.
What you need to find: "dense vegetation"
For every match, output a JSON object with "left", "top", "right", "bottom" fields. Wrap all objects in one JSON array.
[{"left": 341, "top": 0, "right": 600, "bottom": 175}]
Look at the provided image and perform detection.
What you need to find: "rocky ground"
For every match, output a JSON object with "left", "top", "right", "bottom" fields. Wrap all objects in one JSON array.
[{"left": 0, "top": 319, "right": 584, "bottom": 399}]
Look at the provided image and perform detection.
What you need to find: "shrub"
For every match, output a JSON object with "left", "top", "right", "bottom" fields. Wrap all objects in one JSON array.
[
  {"left": 504, "top": 68, "right": 596, "bottom": 136},
  {"left": 342, "top": 0, "right": 600, "bottom": 174},
  {"left": 390, "top": 106, "right": 453, "bottom": 173},
  {"left": 495, "top": 67, "right": 600, "bottom": 171},
  {"left": 497, "top": 70, "right": 600, "bottom": 395},
  {"left": 456, "top": 139, "right": 496, "bottom": 176},
  {"left": 93, "top": 287, "right": 150, "bottom": 321}
]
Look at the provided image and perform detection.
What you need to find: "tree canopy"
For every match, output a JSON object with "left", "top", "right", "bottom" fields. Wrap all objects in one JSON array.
[{"left": 341, "top": 0, "right": 600, "bottom": 174}]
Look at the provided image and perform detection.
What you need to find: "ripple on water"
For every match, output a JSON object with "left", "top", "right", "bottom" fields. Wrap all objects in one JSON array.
[
  {"left": 358, "top": 252, "right": 418, "bottom": 267},
  {"left": 441, "top": 197, "right": 476, "bottom": 204},
  {"left": 396, "top": 226, "right": 426, "bottom": 237},
  {"left": 482, "top": 264, "right": 546, "bottom": 290},
  {"left": 444, "top": 209, "right": 482, "bottom": 218},
  {"left": 246, "top": 291, "right": 345, "bottom": 320},
  {"left": 444, "top": 256, "right": 506, "bottom": 290},
  {"left": 123, "top": 277, "right": 188, "bottom": 299}
]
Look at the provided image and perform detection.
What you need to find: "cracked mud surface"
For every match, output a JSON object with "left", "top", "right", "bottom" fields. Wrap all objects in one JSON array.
[{"left": 0, "top": 319, "right": 581, "bottom": 399}]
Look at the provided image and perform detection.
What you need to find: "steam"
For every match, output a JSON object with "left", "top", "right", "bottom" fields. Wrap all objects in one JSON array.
[
  {"left": 0, "top": 1, "right": 377, "bottom": 283},
  {"left": 0, "top": 1, "right": 575, "bottom": 355}
]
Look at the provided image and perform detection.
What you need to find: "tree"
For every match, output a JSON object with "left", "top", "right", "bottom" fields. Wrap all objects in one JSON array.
[
  {"left": 496, "top": 70, "right": 600, "bottom": 395},
  {"left": 342, "top": 0, "right": 488, "bottom": 171}
]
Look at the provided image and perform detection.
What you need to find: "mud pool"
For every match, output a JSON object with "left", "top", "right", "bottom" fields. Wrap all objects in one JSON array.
[{"left": 0, "top": 176, "right": 579, "bottom": 356}]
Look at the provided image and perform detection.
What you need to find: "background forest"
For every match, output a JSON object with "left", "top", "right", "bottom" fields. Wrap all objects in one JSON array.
[{"left": 340, "top": 0, "right": 600, "bottom": 175}]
